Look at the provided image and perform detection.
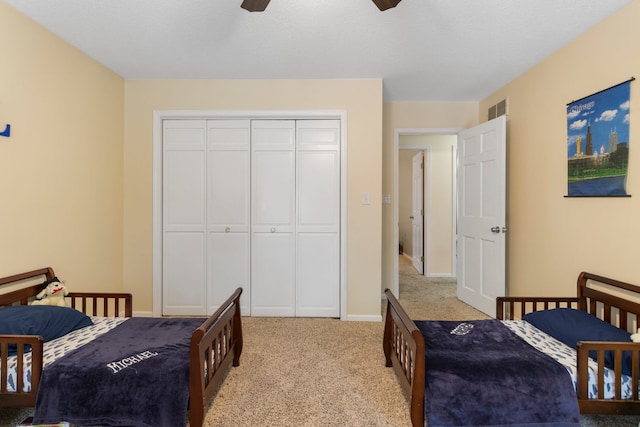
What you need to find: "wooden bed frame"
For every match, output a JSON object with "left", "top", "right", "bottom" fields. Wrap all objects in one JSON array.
[
  {"left": 383, "top": 271, "right": 640, "bottom": 427},
  {"left": 0, "top": 267, "right": 243, "bottom": 427}
]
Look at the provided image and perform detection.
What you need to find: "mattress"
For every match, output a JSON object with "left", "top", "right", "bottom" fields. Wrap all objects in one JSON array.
[
  {"left": 5, "top": 316, "right": 127, "bottom": 393},
  {"left": 504, "top": 320, "right": 633, "bottom": 399}
]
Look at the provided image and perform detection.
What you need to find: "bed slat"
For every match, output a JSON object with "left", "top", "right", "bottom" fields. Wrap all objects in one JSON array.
[{"left": 68, "top": 292, "right": 132, "bottom": 317}]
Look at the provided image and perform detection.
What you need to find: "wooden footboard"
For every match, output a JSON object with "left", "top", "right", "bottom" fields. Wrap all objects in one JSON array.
[
  {"left": 497, "top": 271, "right": 640, "bottom": 415},
  {"left": 577, "top": 341, "right": 640, "bottom": 413},
  {"left": 0, "top": 267, "right": 132, "bottom": 408},
  {"left": 383, "top": 289, "right": 425, "bottom": 427},
  {"left": 189, "top": 287, "right": 243, "bottom": 427}
]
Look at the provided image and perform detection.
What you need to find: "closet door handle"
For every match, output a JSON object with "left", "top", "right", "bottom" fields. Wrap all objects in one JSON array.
[
  {"left": 225, "top": 227, "right": 231, "bottom": 233},
  {"left": 270, "top": 227, "right": 276, "bottom": 233}
]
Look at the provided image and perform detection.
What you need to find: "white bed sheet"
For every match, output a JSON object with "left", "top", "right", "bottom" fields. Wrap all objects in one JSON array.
[
  {"left": 4, "top": 316, "right": 127, "bottom": 393},
  {"left": 504, "top": 320, "right": 633, "bottom": 400}
]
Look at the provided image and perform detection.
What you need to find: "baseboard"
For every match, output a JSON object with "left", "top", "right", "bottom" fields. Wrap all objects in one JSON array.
[
  {"left": 132, "top": 310, "right": 153, "bottom": 317},
  {"left": 346, "top": 314, "right": 383, "bottom": 322}
]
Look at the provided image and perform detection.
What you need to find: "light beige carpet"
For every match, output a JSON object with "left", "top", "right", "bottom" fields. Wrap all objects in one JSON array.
[{"left": 1, "top": 257, "right": 638, "bottom": 426}]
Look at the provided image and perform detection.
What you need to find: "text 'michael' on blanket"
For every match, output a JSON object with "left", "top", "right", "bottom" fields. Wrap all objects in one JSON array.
[{"left": 33, "top": 317, "right": 205, "bottom": 427}]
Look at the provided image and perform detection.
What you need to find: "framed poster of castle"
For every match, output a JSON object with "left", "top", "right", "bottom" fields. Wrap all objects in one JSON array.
[{"left": 566, "top": 79, "right": 632, "bottom": 197}]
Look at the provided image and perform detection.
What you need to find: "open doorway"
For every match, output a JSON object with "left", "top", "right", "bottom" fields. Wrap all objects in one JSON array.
[{"left": 393, "top": 129, "right": 459, "bottom": 297}]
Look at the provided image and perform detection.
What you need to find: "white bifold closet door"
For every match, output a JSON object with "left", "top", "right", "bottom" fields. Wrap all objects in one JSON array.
[
  {"left": 295, "top": 120, "right": 340, "bottom": 317},
  {"left": 162, "top": 120, "right": 208, "bottom": 315},
  {"left": 251, "top": 121, "right": 296, "bottom": 316},
  {"left": 162, "top": 118, "right": 339, "bottom": 317},
  {"left": 250, "top": 120, "right": 340, "bottom": 317},
  {"left": 206, "top": 120, "right": 251, "bottom": 315}
]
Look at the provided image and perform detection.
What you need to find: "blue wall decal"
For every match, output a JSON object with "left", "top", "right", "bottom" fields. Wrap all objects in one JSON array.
[{"left": 0, "top": 124, "right": 10, "bottom": 137}]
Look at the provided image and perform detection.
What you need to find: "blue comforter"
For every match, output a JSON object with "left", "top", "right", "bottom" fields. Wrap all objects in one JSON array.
[
  {"left": 415, "top": 319, "right": 581, "bottom": 427},
  {"left": 33, "top": 317, "right": 205, "bottom": 427}
]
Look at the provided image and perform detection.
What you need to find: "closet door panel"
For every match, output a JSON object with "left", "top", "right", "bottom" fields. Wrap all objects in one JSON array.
[
  {"left": 207, "top": 232, "right": 250, "bottom": 313},
  {"left": 296, "top": 150, "right": 340, "bottom": 231},
  {"left": 296, "top": 120, "right": 340, "bottom": 149},
  {"left": 207, "top": 120, "right": 251, "bottom": 314},
  {"left": 163, "top": 233, "right": 206, "bottom": 314},
  {"left": 251, "top": 120, "right": 296, "bottom": 316},
  {"left": 163, "top": 120, "right": 207, "bottom": 315},
  {"left": 207, "top": 150, "right": 250, "bottom": 229},
  {"left": 295, "top": 120, "right": 341, "bottom": 317},
  {"left": 296, "top": 233, "right": 339, "bottom": 317},
  {"left": 207, "top": 120, "right": 250, "bottom": 231},
  {"left": 251, "top": 232, "right": 295, "bottom": 316},
  {"left": 252, "top": 151, "right": 294, "bottom": 230}
]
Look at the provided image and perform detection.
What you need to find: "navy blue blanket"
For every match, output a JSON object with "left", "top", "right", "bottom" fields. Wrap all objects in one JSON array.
[
  {"left": 416, "top": 319, "right": 580, "bottom": 427},
  {"left": 33, "top": 317, "right": 205, "bottom": 427}
]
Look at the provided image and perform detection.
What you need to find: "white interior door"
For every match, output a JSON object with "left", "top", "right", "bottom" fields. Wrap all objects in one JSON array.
[
  {"left": 456, "top": 115, "right": 506, "bottom": 318},
  {"left": 411, "top": 151, "right": 424, "bottom": 274}
]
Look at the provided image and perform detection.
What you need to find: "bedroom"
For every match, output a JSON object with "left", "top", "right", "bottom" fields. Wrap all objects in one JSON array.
[
  {"left": 1, "top": 0, "right": 640, "bottom": 423},
  {"left": 2, "top": 0, "right": 638, "bottom": 319}
]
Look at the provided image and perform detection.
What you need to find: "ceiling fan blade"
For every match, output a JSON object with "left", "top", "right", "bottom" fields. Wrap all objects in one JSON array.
[
  {"left": 371, "top": 0, "right": 402, "bottom": 11},
  {"left": 241, "top": 0, "right": 271, "bottom": 12}
]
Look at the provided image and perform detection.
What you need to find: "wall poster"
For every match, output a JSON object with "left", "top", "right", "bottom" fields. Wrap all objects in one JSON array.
[{"left": 566, "top": 78, "right": 633, "bottom": 197}]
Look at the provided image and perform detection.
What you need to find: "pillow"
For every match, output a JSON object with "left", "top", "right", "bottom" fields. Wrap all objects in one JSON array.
[
  {"left": 0, "top": 305, "right": 93, "bottom": 355},
  {"left": 523, "top": 308, "right": 633, "bottom": 375}
]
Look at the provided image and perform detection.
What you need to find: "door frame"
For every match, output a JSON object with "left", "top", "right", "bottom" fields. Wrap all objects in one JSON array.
[
  {"left": 152, "top": 110, "right": 348, "bottom": 319},
  {"left": 393, "top": 128, "right": 460, "bottom": 297}
]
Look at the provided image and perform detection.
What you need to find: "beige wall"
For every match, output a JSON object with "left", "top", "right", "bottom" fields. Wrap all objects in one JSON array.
[
  {"left": 124, "top": 79, "right": 383, "bottom": 317},
  {"left": 480, "top": 0, "right": 640, "bottom": 296},
  {"left": 382, "top": 102, "right": 478, "bottom": 292},
  {"left": 0, "top": 3, "right": 125, "bottom": 290}
]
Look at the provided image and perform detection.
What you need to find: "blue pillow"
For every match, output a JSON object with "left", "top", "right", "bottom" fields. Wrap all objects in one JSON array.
[
  {"left": 0, "top": 305, "right": 93, "bottom": 355},
  {"left": 524, "top": 308, "right": 633, "bottom": 375}
]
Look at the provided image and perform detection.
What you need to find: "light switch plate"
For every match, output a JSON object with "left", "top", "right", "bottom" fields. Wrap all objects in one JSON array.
[
  {"left": 382, "top": 194, "right": 391, "bottom": 204},
  {"left": 361, "top": 192, "right": 371, "bottom": 205}
]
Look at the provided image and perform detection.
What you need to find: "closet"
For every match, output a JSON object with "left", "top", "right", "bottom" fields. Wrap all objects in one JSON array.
[{"left": 161, "top": 118, "right": 340, "bottom": 317}]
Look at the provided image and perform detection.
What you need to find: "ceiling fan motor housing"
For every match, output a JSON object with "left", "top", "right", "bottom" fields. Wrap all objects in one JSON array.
[
  {"left": 242, "top": 0, "right": 401, "bottom": 12},
  {"left": 241, "top": 0, "right": 271, "bottom": 12},
  {"left": 371, "top": 0, "right": 402, "bottom": 11}
]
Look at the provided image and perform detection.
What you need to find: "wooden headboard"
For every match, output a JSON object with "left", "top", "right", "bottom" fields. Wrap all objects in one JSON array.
[
  {"left": 578, "top": 271, "right": 640, "bottom": 334},
  {"left": 0, "top": 267, "right": 55, "bottom": 307},
  {"left": 497, "top": 271, "right": 640, "bottom": 334},
  {"left": 0, "top": 267, "right": 132, "bottom": 317}
]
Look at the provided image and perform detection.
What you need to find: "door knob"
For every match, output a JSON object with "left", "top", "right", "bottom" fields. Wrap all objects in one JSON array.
[
  {"left": 490, "top": 226, "right": 500, "bottom": 233},
  {"left": 225, "top": 227, "right": 231, "bottom": 233},
  {"left": 270, "top": 227, "right": 276, "bottom": 233}
]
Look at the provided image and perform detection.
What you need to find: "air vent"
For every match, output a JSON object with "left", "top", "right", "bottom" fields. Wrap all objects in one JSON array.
[{"left": 488, "top": 98, "right": 508, "bottom": 120}]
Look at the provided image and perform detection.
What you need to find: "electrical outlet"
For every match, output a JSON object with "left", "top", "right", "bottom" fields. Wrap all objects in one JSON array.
[{"left": 382, "top": 194, "right": 391, "bottom": 204}]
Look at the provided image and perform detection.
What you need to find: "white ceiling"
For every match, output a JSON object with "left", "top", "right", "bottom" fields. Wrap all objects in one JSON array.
[{"left": 5, "top": 0, "right": 632, "bottom": 102}]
